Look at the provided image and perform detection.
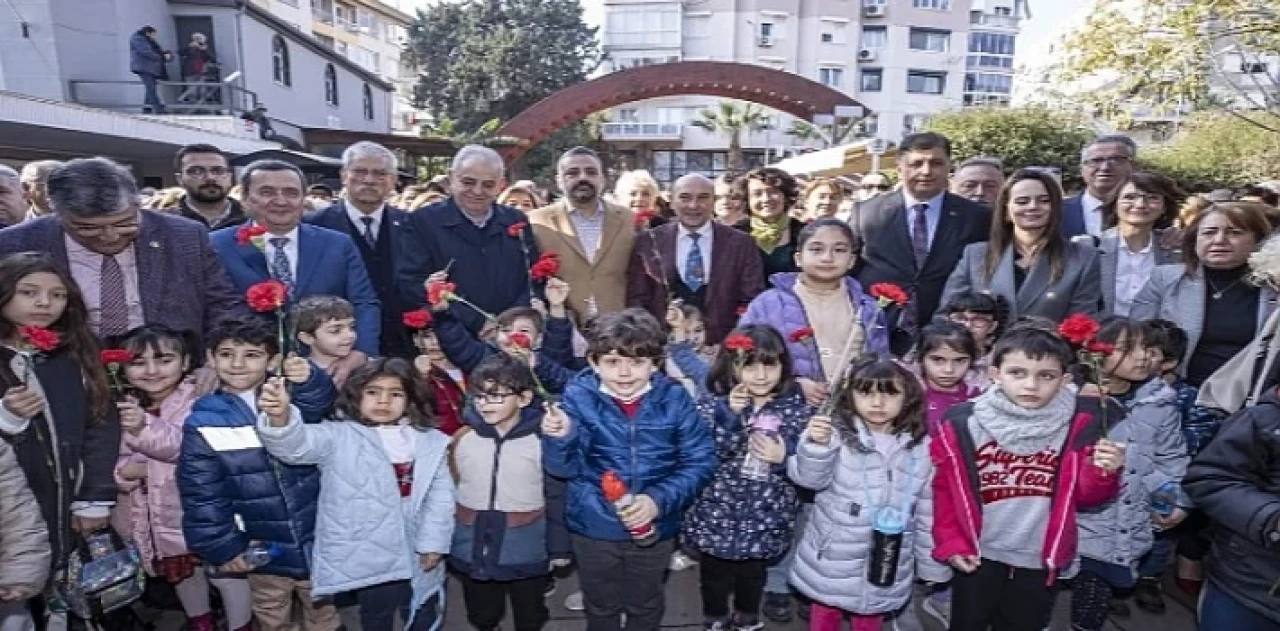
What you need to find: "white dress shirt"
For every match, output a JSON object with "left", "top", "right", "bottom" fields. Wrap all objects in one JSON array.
[
  {"left": 677, "top": 221, "right": 714, "bottom": 283},
  {"left": 1082, "top": 192, "right": 1105, "bottom": 237},
  {"left": 1114, "top": 236, "right": 1156, "bottom": 317},
  {"left": 901, "top": 191, "right": 945, "bottom": 248},
  {"left": 345, "top": 204, "right": 385, "bottom": 241},
  {"left": 266, "top": 226, "right": 300, "bottom": 280}
]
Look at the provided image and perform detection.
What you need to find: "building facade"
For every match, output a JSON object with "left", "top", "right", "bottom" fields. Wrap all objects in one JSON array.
[
  {"left": 599, "top": 0, "right": 1029, "bottom": 185},
  {"left": 249, "top": 0, "right": 417, "bottom": 131}
]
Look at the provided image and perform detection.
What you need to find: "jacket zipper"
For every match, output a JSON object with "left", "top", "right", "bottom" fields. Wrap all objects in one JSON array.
[{"left": 479, "top": 437, "right": 505, "bottom": 564}]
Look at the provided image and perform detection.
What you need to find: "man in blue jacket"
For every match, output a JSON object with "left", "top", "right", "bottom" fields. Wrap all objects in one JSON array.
[
  {"left": 129, "top": 25, "right": 171, "bottom": 114},
  {"left": 210, "top": 159, "right": 380, "bottom": 384},
  {"left": 178, "top": 317, "right": 338, "bottom": 631}
]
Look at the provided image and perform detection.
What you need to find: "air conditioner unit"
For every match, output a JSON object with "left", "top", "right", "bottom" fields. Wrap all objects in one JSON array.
[
  {"left": 758, "top": 36, "right": 773, "bottom": 47},
  {"left": 857, "top": 48, "right": 878, "bottom": 62},
  {"left": 863, "top": 5, "right": 886, "bottom": 17}
]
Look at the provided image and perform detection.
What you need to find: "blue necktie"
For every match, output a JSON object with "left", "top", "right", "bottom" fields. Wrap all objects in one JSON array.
[
  {"left": 269, "top": 237, "right": 295, "bottom": 296},
  {"left": 685, "top": 232, "right": 705, "bottom": 292}
]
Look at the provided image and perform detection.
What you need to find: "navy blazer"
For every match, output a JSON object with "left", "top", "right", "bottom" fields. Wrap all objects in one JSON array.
[
  {"left": 1062, "top": 195, "right": 1088, "bottom": 239},
  {"left": 304, "top": 202, "right": 412, "bottom": 358},
  {"left": 0, "top": 212, "right": 247, "bottom": 341},
  {"left": 398, "top": 198, "right": 538, "bottom": 334},
  {"left": 209, "top": 223, "right": 382, "bottom": 355}
]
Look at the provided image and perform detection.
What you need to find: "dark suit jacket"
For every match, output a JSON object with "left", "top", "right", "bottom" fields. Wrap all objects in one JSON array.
[
  {"left": 851, "top": 191, "right": 991, "bottom": 327},
  {"left": 304, "top": 202, "right": 412, "bottom": 357},
  {"left": 209, "top": 223, "right": 381, "bottom": 355},
  {"left": 1062, "top": 195, "right": 1088, "bottom": 239},
  {"left": 626, "top": 222, "right": 766, "bottom": 344},
  {"left": 398, "top": 198, "right": 538, "bottom": 335},
  {"left": 0, "top": 213, "right": 246, "bottom": 340}
]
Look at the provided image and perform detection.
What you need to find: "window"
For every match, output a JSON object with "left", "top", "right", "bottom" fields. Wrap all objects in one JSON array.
[
  {"left": 271, "top": 35, "right": 291, "bottom": 86},
  {"left": 605, "top": 5, "right": 681, "bottom": 47},
  {"left": 616, "top": 108, "right": 640, "bottom": 122},
  {"left": 818, "top": 67, "right": 844, "bottom": 88},
  {"left": 362, "top": 84, "right": 374, "bottom": 120},
  {"left": 995, "top": 6, "right": 1012, "bottom": 15},
  {"left": 861, "top": 114, "right": 879, "bottom": 136},
  {"left": 912, "top": 0, "right": 950, "bottom": 8},
  {"left": 314, "top": 34, "right": 335, "bottom": 50},
  {"left": 1241, "top": 61, "right": 1269, "bottom": 74},
  {"left": 861, "top": 26, "right": 887, "bottom": 50},
  {"left": 964, "top": 72, "right": 1013, "bottom": 94},
  {"left": 324, "top": 63, "right": 339, "bottom": 106},
  {"left": 909, "top": 28, "right": 950, "bottom": 52},
  {"left": 820, "top": 21, "right": 847, "bottom": 45},
  {"left": 968, "top": 32, "right": 1015, "bottom": 55},
  {"left": 903, "top": 114, "right": 930, "bottom": 134},
  {"left": 860, "top": 68, "right": 883, "bottom": 92},
  {"left": 760, "top": 22, "right": 774, "bottom": 38},
  {"left": 907, "top": 70, "right": 946, "bottom": 94}
]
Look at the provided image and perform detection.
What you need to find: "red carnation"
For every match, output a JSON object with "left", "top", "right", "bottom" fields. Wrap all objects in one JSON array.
[
  {"left": 1085, "top": 340, "right": 1116, "bottom": 356},
  {"left": 402, "top": 309, "right": 433, "bottom": 330},
  {"left": 788, "top": 327, "right": 815, "bottom": 343},
  {"left": 427, "top": 281, "right": 456, "bottom": 307},
  {"left": 507, "top": 222, "right": 528, "bottom": 238},
  {"left": 508, "top": 332, "right": 533, "bottom": 350},
  {"left": 634, "top": 210, "right": 657, "bottom": 229},
  {"left": 100, "top": 349, "right": 135, "bottom": 366},
  {"left": 235, "top": 224, "right": 268, "bottom": 247},
  {"left": 869, "top": 283, "right": 909, "bottom": 307},
  {"left": 19, "top": 326, "right": 60, "bottom": 353},
  {"left": 723, "top": 334, "right": 755, "bottom": 353},
  {"left": 1058, "top": 313, "right": 1101, "bottom": 346},
  {"left": 529, "top": 252, "right": 561, "bottom": 282},
  {"left": 246, "top": 280, "right": 288, "bottom": 313}
]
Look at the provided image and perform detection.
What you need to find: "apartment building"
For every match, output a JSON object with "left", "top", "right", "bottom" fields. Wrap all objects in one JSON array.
[
  {"left": 601, "top": 0, "right": 1029, "bottom": 185},
  {"left": 250, "top": 0, "right": 417, "bottom": 130}
]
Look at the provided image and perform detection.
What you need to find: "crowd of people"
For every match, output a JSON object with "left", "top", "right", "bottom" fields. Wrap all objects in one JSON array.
[{"left": 0, "top": 129, "right": 1277, "bottom": 631}]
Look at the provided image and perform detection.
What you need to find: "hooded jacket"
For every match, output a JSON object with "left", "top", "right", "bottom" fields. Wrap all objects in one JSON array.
[
  {"left": 0, "top": 440, "right": 48, "bottom": 594},
  {"left": 542, "top": 371, "right": 716, "bottom": 542},
  {"left": 739, "top": 273, "right": 889, "bottom": 381},
  {"left": 1077, "top": 380, "right": 1188, "bottom": 567},
  {"left": 1183, "top": 388, "right": 1280, "bottom": 626},
  {"left": 930, "top": 395, "right": 1120, "bottom": 583},
  {"left": 178, "top": 368, "right": 335, "bottom": 578},
  {"left": 448, "top": 405, "right": 570, "bottom": 581}
]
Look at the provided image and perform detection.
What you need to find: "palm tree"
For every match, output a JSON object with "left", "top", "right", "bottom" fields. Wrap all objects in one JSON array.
[
  {"left": 690, "top": 101, "right": 772, "bottom": 170},
  {"left": 785, "top": 116, "right": 868, "bottom": 149}
]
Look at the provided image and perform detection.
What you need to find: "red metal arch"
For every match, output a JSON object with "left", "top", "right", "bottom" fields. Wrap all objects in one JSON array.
[{"left": 495, "top": 61, "right": 865, "bottom": 163}]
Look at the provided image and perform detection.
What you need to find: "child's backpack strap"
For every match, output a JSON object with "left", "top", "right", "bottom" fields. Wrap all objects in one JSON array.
[{"left": 446, "top": 426, "right": 472, "bottom": 483}]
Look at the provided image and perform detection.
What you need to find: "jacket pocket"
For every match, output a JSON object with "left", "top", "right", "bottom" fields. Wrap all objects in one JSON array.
[
  {"left": 450, "top": 520, "right": 475, "bottom": 563},
  {"left": 498, "top": 516, "right": 548, "bottom": 567}
]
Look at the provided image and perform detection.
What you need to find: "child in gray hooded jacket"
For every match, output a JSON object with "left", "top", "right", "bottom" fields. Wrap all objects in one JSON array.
[{"left": 1070, "top": 318, "right": 1188, "bottom": 631}]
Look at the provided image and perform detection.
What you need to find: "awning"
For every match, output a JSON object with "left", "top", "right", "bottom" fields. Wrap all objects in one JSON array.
[
  {"left": 772, "top": 139, "right": 898, "bottom": 177},
  {"left": 300, "top": 128, "right": 457, "bottom": 158}
]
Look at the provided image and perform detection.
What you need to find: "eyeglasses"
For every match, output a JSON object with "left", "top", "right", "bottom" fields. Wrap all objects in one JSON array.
[
  {"left": 472, "top": 390, "right": 516, "bottom": 405},
  {"left": 1083, "top": 156, "right": 1132, "bottom": 168},
  {"left": 349, "top": 167, "right": 392, "bottom": 179},
  {"left": 862, "top": 184, "right": 891, "bottom": 192},
  {"left": 183, "top": 166, "right": 230, "bottom": 178}
]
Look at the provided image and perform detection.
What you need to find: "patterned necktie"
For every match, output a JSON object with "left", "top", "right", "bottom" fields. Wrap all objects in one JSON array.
[
  {"left": 911, "top": 203, "right": 930, "bottom": 269},
  {"left": 685, "top": 232, "right": 705, "bottom": 292},
  {"left": 269, "top": 237, "right": 295, "bottom": 295},
  {"left": 99, "top": 255, "right": 129, "bottom": 337},
  {"left": 360, "top": 216, "right": 377, "bottom": 249}
]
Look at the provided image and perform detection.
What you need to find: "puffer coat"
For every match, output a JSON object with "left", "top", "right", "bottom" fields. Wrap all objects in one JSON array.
[
  {"left": 257, "top": 411, "right": 454, "bottom": 621},
  {"left": 1078, "top": 379, "right": 1188, "bottom": 568},
  {"left": 115, "top": 382, "right": 200, "bottom": 566},
  {"left": 789, "top": 418, "right": 950, "bottom": 614},
  {"left": 739, "top": 273, "right": 889, "bottom": 381},
  {"left": 682, "top": 386, "right": 811, "bottom": 560},
  {"left": 0, "top": 440, "right": 48, "bottom": 593},
  {"left": 541, "top": 370, "right": 716, "bottom": 542}
]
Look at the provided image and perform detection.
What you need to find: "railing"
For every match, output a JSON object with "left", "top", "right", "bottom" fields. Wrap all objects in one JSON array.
[
  {"left": 312, "top": 7, "right": 334, "bottom": 24},
  {"left": 970, "top": 13, "right": 1020, "bottom": 29},
  {"left": 67, "top": 80, "right": 260, "bottom": 118},
  {"left": 601, "top": 122, "right": 684, "bottom": 140}
]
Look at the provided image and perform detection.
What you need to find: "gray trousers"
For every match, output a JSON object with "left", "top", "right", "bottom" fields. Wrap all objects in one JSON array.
[{"left": 572, "top": 535, "right": 675, "bottom": 631}]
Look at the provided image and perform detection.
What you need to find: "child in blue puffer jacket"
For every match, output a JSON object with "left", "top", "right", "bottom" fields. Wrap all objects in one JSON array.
[
  {"left": 177, "top": 317, "right": 338, "bottom": 631},
  {"left": 678, "top": 324, "right": 811, "bottom": 631},
  {"left": 541, "top": 309, "right": 717, "bottom": 630}
]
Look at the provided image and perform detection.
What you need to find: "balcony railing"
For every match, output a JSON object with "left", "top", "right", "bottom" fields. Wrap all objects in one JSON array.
[
  {"left": 67, "top": 79, "right": 260, "bottom": 117},
  {"left": 970, "top": 13, "right": 1020, "bottom": 29},
  {"left": 312, "top": 8, "right": 334, "bottom": 24},
  {"left": 601, "top": 122, "right": 684, "bottom": 141}
]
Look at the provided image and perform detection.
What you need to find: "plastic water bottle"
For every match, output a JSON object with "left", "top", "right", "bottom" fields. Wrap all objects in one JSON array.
[
  {"left": 242, "top": 542, "right": 281, "bottom": 569},
  {"left": 1150, "top": 481, "right": 1179, "bottom": 517},
  {"left": 867, "top": 507, "right": 906, "bottom": 587},
  {"left": 741, "top": 413, "right": 782, "bottom": 482}
]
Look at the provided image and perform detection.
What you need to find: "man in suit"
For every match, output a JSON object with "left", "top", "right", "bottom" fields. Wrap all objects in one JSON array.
[
  {"left": 0, "top": 157, "right": 246, "bottom": 339},
  {"left": 529, "top": 146, "right": 635, "bottom": 322},
  {"left": 398, "top": 145, "right": 537, "bottom": 335},
  {"left": 209, "top": 160, "right": 379, "bottom": 381},
  {"left": 851, "top": 132, "right": 991, "bottom": 351},
  {"left": 950, "top": 156, "right": 1004, "bottom": 209},
  {"left": 174, "top": 143, "right": 247, "bottom": 230},
  {"left": 628, "top": 174, "right": 765, "bottom": 344},
  {"left": 0, "top": 166, "right": 23, "bottom": 227},
  {"left": 1062, "top": 135, "right": 1137, "bottom": 239},
  {"left": 305, "top": 141, "right": 411, "bottom": 358}
]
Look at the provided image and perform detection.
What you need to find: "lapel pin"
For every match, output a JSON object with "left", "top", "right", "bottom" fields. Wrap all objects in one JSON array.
[{"left": 149, "top": 241, "right": 160, "bottom": 248}]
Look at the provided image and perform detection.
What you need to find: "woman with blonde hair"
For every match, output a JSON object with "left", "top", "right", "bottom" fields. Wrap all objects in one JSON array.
[
  {"left": 498, "top": 180, "right": 546, "bottom": 213},
  {"left": 147, "top": 187, "right": 186, "bottom": 210},
  {"left": 614, "top": 169, "right": 662, "bottom": 216},
  {"left": 798, "top": 177, "right": 844, "bottom": 222}
]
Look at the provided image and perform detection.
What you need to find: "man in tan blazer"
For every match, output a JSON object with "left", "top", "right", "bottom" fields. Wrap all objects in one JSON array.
[{"left": 529, "top": 147, "right": 636, "bottom": 322}]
